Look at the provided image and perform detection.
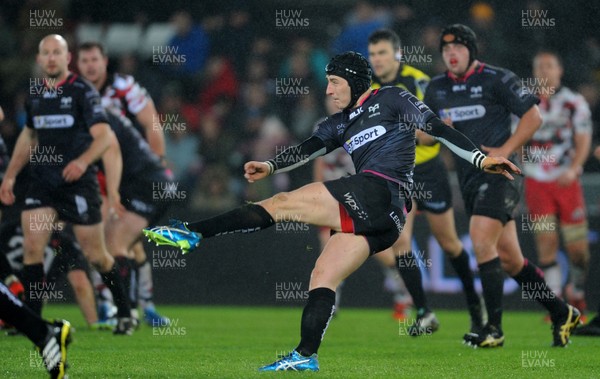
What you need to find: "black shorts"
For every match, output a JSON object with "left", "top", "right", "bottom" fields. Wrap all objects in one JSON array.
[
  {"left": 323, "top": 172, "right": 406, "bottom": 255},
  {"left": 120, "top": 178, "right": 172, "bottom": 224},
  {"left": 461, "top": 175, "right": 521, "bottom": 225},
  {"left": 47, "top": 230, "right": 88, "bottom": 282},
  {"left": 413, "top": 156, "right": 452, "bottom": 214},
  {"left": 24, "top": 176, "right": 102, "bottom": 225}
]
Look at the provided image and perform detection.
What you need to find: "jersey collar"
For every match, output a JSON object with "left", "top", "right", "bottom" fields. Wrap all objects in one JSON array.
[
  {"left": 45, "top": 72, "right": 75, "bottom": 88},
  {"left": 447, "top": 60, "right": 484, "bottom": 83}
]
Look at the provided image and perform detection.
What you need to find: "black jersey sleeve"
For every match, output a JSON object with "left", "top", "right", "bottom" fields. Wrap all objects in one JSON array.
[
  {"left": 495, "top": 69, "right": 540, "bottom": 117},
  {"left": 265, "top": 136, "right": 327, "bottom": 175},
  {"left": 427, "top": 117, "right": 486, "bottom": 169},
  {"left": 81, "top": 85, "right": 109, "bottom": 128}
]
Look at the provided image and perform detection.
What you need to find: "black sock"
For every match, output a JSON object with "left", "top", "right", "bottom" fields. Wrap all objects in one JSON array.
[
  {"left": 296, "top": 288, "right": 336, "bottom": 356},
  {"left": 512, "top": 259, "right": 567, "bottom": 321},
  {"left": 0, "top": 283, "right": 49, "bottom": 346},
  {"left": 449, "top": 250, "right": 481, "bottom": 323},
  {"left": 21, "top": 263, "right": 45, "bottom": 316},
  {"left": 129, "top": 259, "right": 139, "bottom": 309},
  {"left": 478, "top": 257, "right": 504, "bottom": 329},
  {"left": 187, "top": 204, "right": 274, "bottom": 238},
  {"left": 114, "top": 257, "right": 136, "bottom": 310},
  {"left": 396, "top": 253, "right": 429, "bottom": 312},
  {"left": 101, "top": 262, "right": 131, "bottom": 318}
]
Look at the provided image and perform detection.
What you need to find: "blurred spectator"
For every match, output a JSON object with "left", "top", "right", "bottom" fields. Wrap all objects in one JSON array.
[
  {"left": 160, "top": 83, "right": 201, "bottom": 190},
  {"left": 215, "top": 7, "right": 255, "bottom": 77},
  {"left": 194, "top": 55, "right": 239, "bottom": 128},
  {"left": 279, "top": 37, "right": 329, "bottom": 90},
  {"left": 165, "top": 10, "right": 210, "bottom": 78},
  {"left": 330, "top": 1, "right": 390, "bottom": 57},
  {"left": 191, "top": 164, "right": 237, "bottom": 212},
  {"left": 469, "top": 2, "right": 509, "bottom": 68},
  {"left": 416, "top": 23, "right": 446, "bottom": 76}
]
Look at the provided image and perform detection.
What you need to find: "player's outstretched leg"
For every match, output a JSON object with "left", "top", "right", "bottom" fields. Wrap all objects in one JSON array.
[
  {"left": 144, "top": 182, "right": 342, "bottom": 253},
  {"left": 0, "top": 282, "right": 72, "bottom": 379}
]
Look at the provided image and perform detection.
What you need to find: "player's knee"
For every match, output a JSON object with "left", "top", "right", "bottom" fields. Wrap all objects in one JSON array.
[
  {"left": 471, "top": 239, "right": 496, "bottom": 258},
  {"left": 88, "top": 253, "right": 113, "bottom": 272},
  {"left": 497, "top": 250, "right": 524, "bottom": 276},
  {"left": 439, "top": 238, "right": 462, "bottom": 256}
]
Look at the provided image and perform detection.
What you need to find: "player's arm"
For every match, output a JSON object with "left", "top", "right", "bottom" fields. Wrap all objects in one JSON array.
[
  {"left": 424, "top": 116, "right": 520, "bottom": 179},
  {"left": 245, "top": 136, "right": 328, "bottom": 183},
  {"left": 0, "top": 127, "right": 36, "bottom": 205},
  {"left": 558, "top": 95, "right": 593, "bottom": 185},
  {"left": 135, "top": 100, "right": 166, "bottom": 162},
  {"left": 63, "top": 122, "right": 112, "bottom": 182},
  {"left": 101, "top": 130, "right": 125, "bottom": 216},
  {"left": 482, "top": 105, "right": 542, "bottom": 158}
]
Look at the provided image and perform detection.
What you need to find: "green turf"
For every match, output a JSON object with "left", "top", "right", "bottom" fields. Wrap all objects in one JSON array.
[{"left": 2, "top": 305, "right": 599, "bottom": 378}]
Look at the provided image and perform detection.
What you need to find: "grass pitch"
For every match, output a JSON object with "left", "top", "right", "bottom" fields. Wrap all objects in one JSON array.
[{"left": 2, "top": 305, "right": 599, "bottom": 378}]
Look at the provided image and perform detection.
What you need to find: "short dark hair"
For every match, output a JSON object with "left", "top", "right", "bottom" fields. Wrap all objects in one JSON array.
[
  {"left": 78, "top": 41, "right": 106, "bottom": 56},
  {"left": 368, "top": 29, "right": 401, "bottom": 51},
  {"left": 534, "top": 49, "right": 563, "bottom": 68}
]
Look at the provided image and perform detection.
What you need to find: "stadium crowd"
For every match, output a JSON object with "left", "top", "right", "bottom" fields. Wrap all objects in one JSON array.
[{"left": 0, "top": 0, "right": 599, "bottom": 213}]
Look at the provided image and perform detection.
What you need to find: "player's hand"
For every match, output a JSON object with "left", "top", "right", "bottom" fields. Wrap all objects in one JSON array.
[
  {"left": 481, "top": 156, "right": 522, "bottom": 180},
  {"left": 0, "top": 177, "right": 15, "bottom": 205},
  {"left": 557, "top": 167, "right": 579, "bottom": 187},
  {"left": 244, "top": 161, "right": 270, "bottom": 183},
  {"left": 62, "top": 159, "right": 88, "bottom": 182},
  {"left": 481, "top": 145, "right": 511, "bottom": 159}
]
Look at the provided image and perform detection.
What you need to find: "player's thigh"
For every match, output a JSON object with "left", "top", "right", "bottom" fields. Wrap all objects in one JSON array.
[
  {"left": 496, "top": 220, "right": 525, "bottom": 276},
  {"left": 469, "top": 215, "right": 503, "bottom": 263},
  {"left": 310, "top": 233, "right": 370, "bottom": 291},
  {"left": 105, "top": 210, "right": 148, "bottom": 257},
  {"left": 425, "top": 208, "right": 462, "bottom": 255},
  {"left": 21, "top": 207, "right": 56, "bottom": 261},
  {"left": 258, "top": 182, "right": 341, "bottom": 230}
]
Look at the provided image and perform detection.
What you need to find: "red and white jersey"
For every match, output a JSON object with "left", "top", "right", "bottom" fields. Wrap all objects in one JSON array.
[
  {"left": 523, "top": 86, "right": 592, "bottom": 181},
  {"left": 100, "top": 73, "right": 149, "bottom": 118}
]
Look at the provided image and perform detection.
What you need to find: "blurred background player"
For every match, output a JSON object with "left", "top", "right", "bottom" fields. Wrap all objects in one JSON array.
[
  {"left": 424, "top": 24, "right": 580, "bottom": 347},
  {"left": 77, "top": 42, "right": 169, "bottom": 326},
  {"left": 0, "top": 34, "right": 133, "bottom": 335},
  {"left": 523, "top": 50, "right": 592, "bottom": 319},
  {"left": 99, "top": 110, "right": 175, "bottom": 327},
  {"left": 368, "top": 28, "right": 482, "bottom": 334},
  {"left": 0, "top": 282, "right": 71, "bottom": 379},
  {"left": 313, "top": 95, "right": 412, "bottom": 318}
]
